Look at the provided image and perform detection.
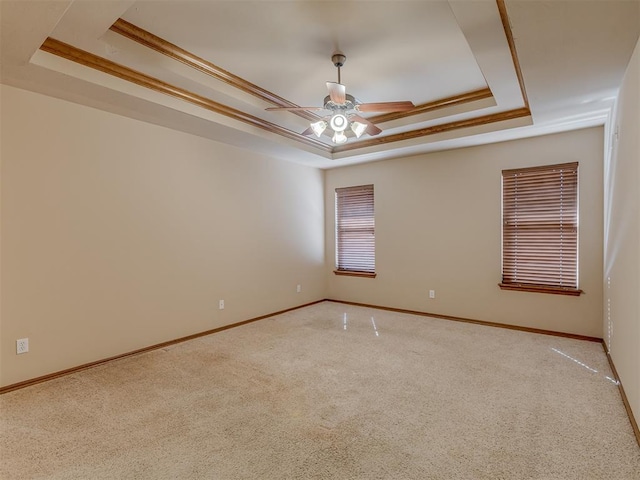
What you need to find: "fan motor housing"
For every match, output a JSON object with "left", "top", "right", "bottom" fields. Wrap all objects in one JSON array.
[
  {"left": 323, "top": 94, "right": 357, "bottom": 112},
  {"left": 332, "top": 53, "right": 346, "bottom": 67}
]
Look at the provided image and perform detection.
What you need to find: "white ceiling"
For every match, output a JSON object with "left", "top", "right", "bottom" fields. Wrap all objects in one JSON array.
[{"left": 1, "top": 0, "right": 639, "bottom": 169}]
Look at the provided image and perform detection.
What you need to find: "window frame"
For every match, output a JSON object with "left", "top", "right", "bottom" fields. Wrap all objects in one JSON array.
[
  {"left": 499, "top": 162, "right": 582, "bottom": 296},
  {"left": 334, "top": 184, "right": 376, "bottom": 278}
]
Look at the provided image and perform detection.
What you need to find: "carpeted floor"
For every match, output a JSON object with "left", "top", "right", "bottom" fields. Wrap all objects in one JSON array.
[{"left": 1, "top": 301, "right": 639, "bottom": 479}]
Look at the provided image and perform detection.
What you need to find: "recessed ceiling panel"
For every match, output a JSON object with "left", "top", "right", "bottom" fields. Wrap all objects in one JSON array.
[
  {"left": 120, "top": 1, "right": 488, "bottom": 108},
  {"left": 2, "top": 0, "right": 637, "bottom": 168}
]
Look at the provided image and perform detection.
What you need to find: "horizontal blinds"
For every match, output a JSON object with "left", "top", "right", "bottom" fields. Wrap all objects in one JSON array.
[
  {"left": 502, "top": 162, "right": 578, "bottom": 288},
  {"left": 336, "top": 184, "right": 375, "bottom": 273}
]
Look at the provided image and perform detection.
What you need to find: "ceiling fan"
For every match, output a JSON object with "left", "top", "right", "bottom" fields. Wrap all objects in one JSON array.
[{"left": 266, "top": 53, "right": 415, "bottom": 144}]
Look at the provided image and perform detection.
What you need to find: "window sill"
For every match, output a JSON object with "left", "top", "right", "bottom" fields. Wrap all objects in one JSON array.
[
  {"left": 498, "top": 283, "right": 583, "bottom": 296},
  {"left": 334, "top": 270, "right": 377, "bottom": 278}
]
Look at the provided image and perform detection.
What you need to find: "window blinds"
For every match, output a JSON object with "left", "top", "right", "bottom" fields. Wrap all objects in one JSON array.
[
  {"left": 502, "top": 162, "right": 578, "bottom": 289},
  {"left": 335, "top": 184, "right": 375, "bottom": 273}
]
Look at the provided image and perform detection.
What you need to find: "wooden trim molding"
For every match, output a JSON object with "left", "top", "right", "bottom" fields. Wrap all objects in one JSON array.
[
  {"left": 110, "top": 19, "right": 320, "bottom": 123},
  {"left": 110, "top": 19, "right": 497, "bottom": 136},
  {"left": 369, "top": 88, "right": 494, "bottom": 124},
  {"left": 333, "top": 270, "right": 377, "bottom": 278},
  {"left": 5, "top": 297, "right": 635, "bottom": 450},
  {"left": 602, "top": 343, "right": 640, "bottom": 448},
  {"left": 333, "top": 107, "right": 531, "bottom": 153},
  {"left": 109, "top": 17, "right": 524, "bottom": 153},
  {"left": 41, "top": 2, "right": 531, "bottom": 156},
  {"left": 498, "top": 283, "right": 583, "bottom": 296},
  {"left": 331, "top": 299, "right": 638, "bottom": 448},
  {"left": 0, "top": 300, "right": 325, "bottom": 395},
  {"left": 326, "top": 299, "right": 602, "bottom": 342},
  {"left": 39, "top": 38, "right": 332, "bottom": 154},
  {"left": 496, "top": 0, "right": 530, "bottom": 108}
]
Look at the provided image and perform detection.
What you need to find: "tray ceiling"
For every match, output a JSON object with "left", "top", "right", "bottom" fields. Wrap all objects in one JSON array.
[{"left": 1, "top": 0, "right": 639, "bottom": 168}]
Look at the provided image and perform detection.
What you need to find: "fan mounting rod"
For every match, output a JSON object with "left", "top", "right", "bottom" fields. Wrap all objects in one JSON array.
[{"left": 332, "top": 53, "right": 346, "bottom": 84}]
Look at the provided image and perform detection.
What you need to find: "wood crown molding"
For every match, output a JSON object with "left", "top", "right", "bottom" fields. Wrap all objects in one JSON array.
[
  {"left": 110, "top": 19, "right": 495, "bottom": 130},
  {"left": 110, "top": 19, "right": 320, "bottom": 123},
  {"left": 108, "top": 17, "right": 520, "bottom": 152},
  {"left": 42, "top": 0, "right": 530, "bottom": 156},
  {"left": 496, "top": 0, "right": 530, "bottom": 108},
  {"left": 333, "top": 107, "right": 531, "bottom": 153},
  {"left": 40, "top": 38, "right": 332, "bottom": 154}
]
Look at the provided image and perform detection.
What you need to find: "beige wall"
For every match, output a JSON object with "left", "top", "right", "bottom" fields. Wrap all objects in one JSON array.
[
  {"left": 0, "top": 85, "right": 326, "bottom": 387},
  {"left": 325, "top": 127, "right": 604, "bottom": 338},
  {"left": 0, "top": 83, "right": 613, "bottom": 388},
  {"left": 604, "top": 37, "right": 640, "bottom": 422}
]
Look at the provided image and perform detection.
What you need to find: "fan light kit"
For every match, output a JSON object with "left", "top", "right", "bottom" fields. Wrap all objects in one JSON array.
[
  {"left": 266, "top": 53, "right": 415, "bottom": 145},
  {"left": 330, "top": 113, "right": 348, "bottom": 132}
]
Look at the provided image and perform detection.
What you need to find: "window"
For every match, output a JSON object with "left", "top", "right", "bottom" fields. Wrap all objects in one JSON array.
[
  {"left": 335, "top": 184, "right": 375, "bottom": 277},
  {"left": 500, "top": 162, "right": 581, "bottom": 295}
]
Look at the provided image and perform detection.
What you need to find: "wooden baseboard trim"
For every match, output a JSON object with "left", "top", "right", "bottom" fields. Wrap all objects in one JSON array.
[
  {"left": 602, "top": 343, "right": 640, "bottom": 448},
  {"left": 329, "top": 299, "right": 640, "bottom": 447},
  {"left": 0, "top": 300, "right": 324, "bottom": 395},
  {"left": 325, "top": 299, "right": 603, "bottom": 343},
  {"left": 4, "top": 299, "right": 636, "bottom": 448}
]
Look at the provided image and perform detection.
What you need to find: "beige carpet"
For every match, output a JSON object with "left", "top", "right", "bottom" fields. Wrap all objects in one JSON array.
[{"left": 1, "top": 301, "right": 639, "bottom": 479}]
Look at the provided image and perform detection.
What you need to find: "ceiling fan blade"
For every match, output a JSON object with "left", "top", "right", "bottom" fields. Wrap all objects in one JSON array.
[
  {"left": 266, "top": 106, "right": 325, "bottom": 111},
  {"left": 326, "top": 82, "right": 346, "bottom": 105},
  {"left": 300, "top": 126, "right": 314, "bottom": 136},
  {"left": 352, "top": 115, "right": 382, "bottom": 136},
  {"left": 356, "top": 101, "right": 415, "bottom": 113}
]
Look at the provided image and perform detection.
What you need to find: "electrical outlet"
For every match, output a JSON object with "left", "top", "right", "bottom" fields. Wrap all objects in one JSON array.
[
  {"left": 219, "top": 300, "right": 225, "bottom": 310},
  {"left": 16, "top": 338, "right": 29, "bottom": 354},
  {"left": 429, "top": 290, "right": 435, "bottom": 299},
  {"left": 296, "top": 284, "right": 301, "bottom": 293}
]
